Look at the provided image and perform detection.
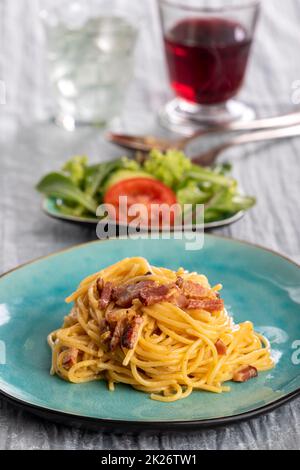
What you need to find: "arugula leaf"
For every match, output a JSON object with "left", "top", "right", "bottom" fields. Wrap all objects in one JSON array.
[
  {"left": 176, "top": 181, "right": 211, "bottom": 205},
  {"left": 204, "top": 188, "right": 256, "bottom": 222},
  {"left": 85, "top": 157, "right": 141, "bottom": 197},
  {"left": 188, "top": 165, "right": 235, "bottom": 187},
  {"left": 84, "top": 162, "right": 117, "bottom": 197},
  {"left": 36, "top": 173, "right": 98, "bottom": 214}
]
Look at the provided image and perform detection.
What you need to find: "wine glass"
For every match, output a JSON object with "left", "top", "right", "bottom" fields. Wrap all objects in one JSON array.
[{"left": 158, "top": 0, "right": 260, "bottom": 134}]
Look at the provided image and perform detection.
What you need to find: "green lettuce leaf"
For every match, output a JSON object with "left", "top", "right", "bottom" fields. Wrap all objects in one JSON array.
[
  {"left": 144, "top": 149, "right": 191, "bottom": 190},
  {"left": 36, "top": 173, "right": 98, "bottom": 214}
]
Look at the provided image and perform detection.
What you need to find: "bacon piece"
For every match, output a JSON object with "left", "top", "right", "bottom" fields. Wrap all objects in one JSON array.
[
  {"left": 121, "top": 316, "right": 143, "bottom": 349},
  {"left": 186, "top": 298, "right": 224, "bottom": 312},
  {"left": 139, "top": 284, "right": 174, "bottom": 306},
  {"left": 176, "top": 276, "right": 184, "bottom": 288},
  {"left": 97, "top": 278, "right": 113, "bottom": 310},
  {"left": 175, "top": 293, "right": 188, "bottom": 309},
  {"left": 99, "top": 319, "right": 109, "bottom": 333},
  {"left": 215, "top": 339, "right": 227, "bottom": 355},
  {"left": 104, "top": 309, "right": 131, "bottom": 350},
  {"left": 105, "top": 309, "right": 126, "bottom": 324},
  {"left": 110, "top": 278, "right": 224, "bottom": 313},
  {"left": 99, "top": 282, "right": 113, "bottom": 310},
  {"left": 233, "top": 365, "right": 258, "bottom": 383},
  {"left": 112, "top": 280, "right": 180, "bottom": 308},
  {"left": 62, "top": 348, "right": 78, "bottom": 369},
  {"left": 180, "top": 279, "right": 210, "bottom": 299},
  {"left": 110, "top": 318, "right": 126, "bottom": 351},
  {"left": 112, "top": 281, "right": 156, "bottom": 308},
  {"left": 64, "top": 307, "right": 78, "bottom": 326}
]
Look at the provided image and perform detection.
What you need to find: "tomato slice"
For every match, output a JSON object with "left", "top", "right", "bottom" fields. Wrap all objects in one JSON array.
[{"left": 104, "top": 177, "right": 178, "bottom": 227}]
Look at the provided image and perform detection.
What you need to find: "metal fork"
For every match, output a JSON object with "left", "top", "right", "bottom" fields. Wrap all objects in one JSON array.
[
  {"left": 191, "top": 125, "right": 300, "bottom": 166},
  {"left": 108, "top": 110, "right": 300, "bottom": 153}
]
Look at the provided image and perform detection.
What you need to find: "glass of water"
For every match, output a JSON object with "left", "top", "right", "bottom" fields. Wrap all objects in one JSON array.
[{"left": 40, "top": 0, "right": 139, "bottom": 130}]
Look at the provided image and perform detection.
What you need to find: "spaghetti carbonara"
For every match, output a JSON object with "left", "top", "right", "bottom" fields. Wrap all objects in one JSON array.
[{"left": 48, "top": 257, "right": 274, "bottom": 402}]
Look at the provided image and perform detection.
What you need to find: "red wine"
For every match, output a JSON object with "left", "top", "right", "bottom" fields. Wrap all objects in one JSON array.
[{"left": 164, "top": 18, "right": 252, "bottom": 105}]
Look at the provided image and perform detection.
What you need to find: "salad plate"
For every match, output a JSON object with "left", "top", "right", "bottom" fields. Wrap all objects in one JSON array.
[
  {"left": 0, "top": 235, "right": 299, "bottom": 431},
  {"left": 36, "top": 150, "right": 255, "bottom": 230}
]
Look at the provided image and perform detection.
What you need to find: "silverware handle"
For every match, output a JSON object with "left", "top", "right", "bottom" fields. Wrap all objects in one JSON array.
[
  {"left": 191, "top": 124, "right": 300, "bottom": 166},
  {"left": 225, "top": 124, "right": 300, "bottom": 148},
  {"left": 226, "top": 110, "right": 300, "bottom": 131},
  {"left": 184, "top": 110, "right": 300, "bottom": 144}
]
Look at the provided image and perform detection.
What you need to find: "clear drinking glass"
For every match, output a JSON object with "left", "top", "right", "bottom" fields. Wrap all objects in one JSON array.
[
  {"left": 158, "top": 0, "right": 260, "bottom": 134},
  {"left": 40, "top": 0, "right": 139, "bottom": 130}
]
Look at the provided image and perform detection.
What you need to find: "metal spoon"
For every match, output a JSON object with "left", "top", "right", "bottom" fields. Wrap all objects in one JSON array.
[
  {"left": 191, "top": 124, "right": 300, "bottom": 166},
  {"left": 107, "top": 110, "right": 300, "bottom": 153}
]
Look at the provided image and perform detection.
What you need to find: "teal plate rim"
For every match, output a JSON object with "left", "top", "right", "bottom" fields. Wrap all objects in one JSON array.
[{"left": 0, "top": 234, "right": 299, "bottom": 431}]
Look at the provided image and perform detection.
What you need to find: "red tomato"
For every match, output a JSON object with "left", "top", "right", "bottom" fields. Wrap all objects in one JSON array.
[{"left": 104, "top": 177, "right": 178, "bottom": 227}]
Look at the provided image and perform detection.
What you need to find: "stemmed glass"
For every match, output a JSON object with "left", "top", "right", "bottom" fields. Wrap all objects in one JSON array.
[{"left": 158, "top": 0, "right": 260, "bottom": 134}]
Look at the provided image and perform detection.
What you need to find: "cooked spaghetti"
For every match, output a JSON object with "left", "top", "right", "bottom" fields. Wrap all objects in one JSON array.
[{"left": 48, "top": 257, "right": 274, "bottom": 402}]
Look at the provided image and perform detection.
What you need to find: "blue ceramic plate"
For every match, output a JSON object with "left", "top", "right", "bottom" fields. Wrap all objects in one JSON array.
[
  {"left": 42, "top": 196, "right": 245, "bottom": 230},
  {"left": 0, "top": 235, "right": 299, "bottom": 431}
]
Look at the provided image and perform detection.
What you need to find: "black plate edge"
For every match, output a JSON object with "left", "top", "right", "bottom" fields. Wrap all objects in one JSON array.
[{"left": 1, "top": 387, "right": 299, "bottom": 432}]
